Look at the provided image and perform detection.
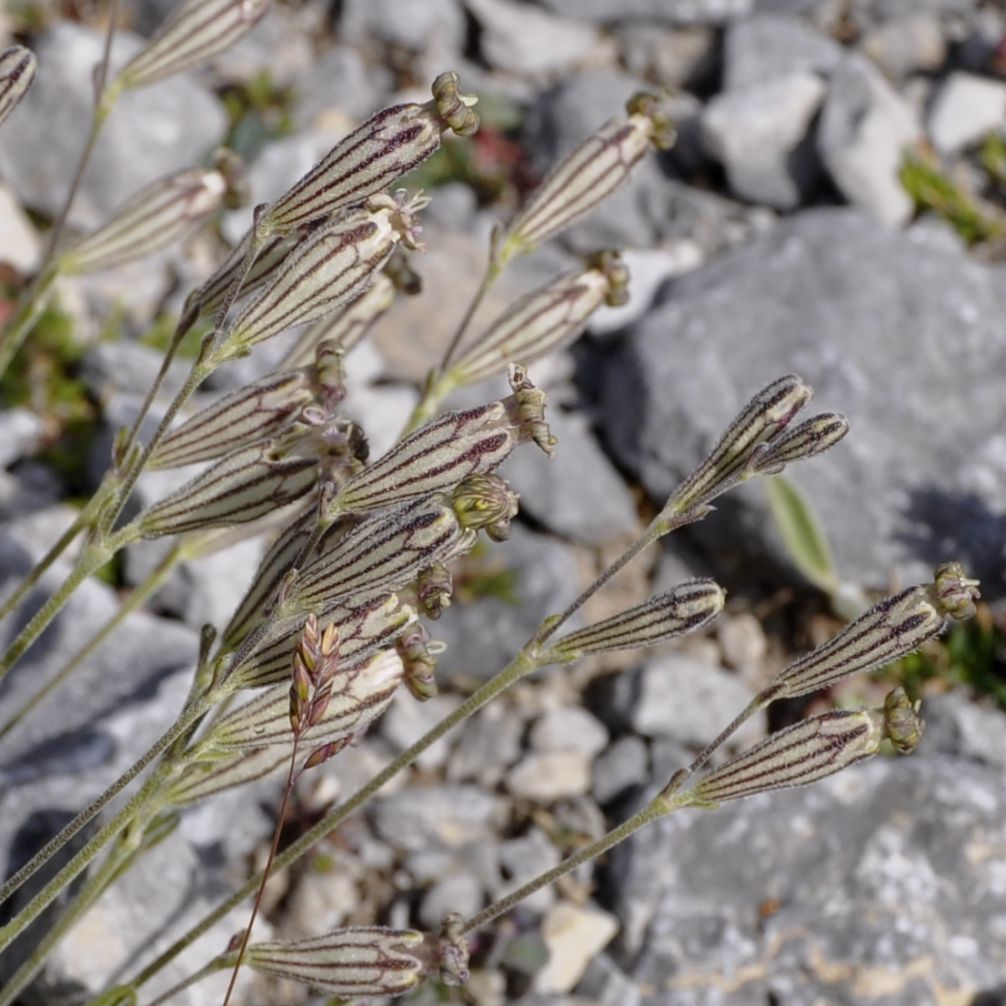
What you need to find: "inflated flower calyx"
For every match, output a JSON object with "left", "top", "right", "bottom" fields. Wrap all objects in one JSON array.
[
  {"left": 212, "top": 191, "right": 429, "bottom": 364},
  {"left": 330, "top": 367, "right": 553, "bottom": 517},
  {"left": 498, "top": 91, "right": 675, "bottom": 262},
  {"left": 0, "top": 46, "right": 36, "bottom": 127},
  {"left": 446, "top": 251, "right": 629, "bottom": 388},
  {"left": 115, "top": 0, "right": 271, "bottom": 91},
  {"left": 451, "top": 474, "right": 519, "bottom": 542},
  {"left": 260, "top": 71, "right": 478, "bottom": 237}
]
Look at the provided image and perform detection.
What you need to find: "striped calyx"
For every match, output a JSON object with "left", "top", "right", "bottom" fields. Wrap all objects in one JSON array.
[
  {"left": 0, "top": 46, "right": 37, "bottom": 127},
  {"left": 551, "top": 579, "right": 725, "bottom": 660},
  {"left": 287, "top": 499, "right": 477, "bottom": 614},
  {"left": 115, "top": 0, "right": 272, "bottom": 91},
  {"left": 447, "top": 251, "right": 629, "bottom": 388},
  {"left": 246, "top": 927, "right": 426, "bottom": 998},
  {"left": 214, "top": 191, "right": 428, "bottom": 362},
  {"left": 333, "top": 370, "right": 553, "bottom": 517},
  {"left": 262, "top": 71, "right": 478, "bottom": 236},
  {"left": 136, "top": 440, "right": 320, "bottom": 537},
  {"left": 194, "top": 649, "right": 403, "bottom": 753},
  {"left": 764, "top": 568, "right": 979, "bottom": 702},
  {"left": 59, "top": 165, "right": 230, "bottom": 275},
  {"left": 498, "top": 92, "right": 673, "bottom": 262},
  {"left": 665, "top": 374, "right": 816, "bottom": 517},
  {"left": 685, "top": 708, "right": 884, "bottom": 807},
  {"left": 231, "top": 594, "right": 417, "bottom": 690}
]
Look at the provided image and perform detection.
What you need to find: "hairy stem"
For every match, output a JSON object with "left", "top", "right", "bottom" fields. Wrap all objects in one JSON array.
[
  {"left": 460, "top": 796, "right": 668, "bottom": 936},
  {"left": 0, "top": 542, "right": 184, "bottom": 742},
  {"left": 438, "top": 254, "right": 501, "bottom": 371},
  {"left": 0, "top": 697, "right": 208, "bottom": 919}
]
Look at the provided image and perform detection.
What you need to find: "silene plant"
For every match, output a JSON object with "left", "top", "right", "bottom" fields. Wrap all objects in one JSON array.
[{"left": 0, "top": 3, "right": 982, "bottom": 1005}]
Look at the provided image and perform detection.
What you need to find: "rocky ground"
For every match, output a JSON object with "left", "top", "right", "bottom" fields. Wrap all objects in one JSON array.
[{"left": 1, "top": 1, "right": 1006, "bottom": 1004}]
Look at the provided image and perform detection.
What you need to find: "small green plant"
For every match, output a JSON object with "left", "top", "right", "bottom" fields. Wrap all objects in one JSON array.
[{"left": 0, "top": 7, "right": 985, "bottom": 1006}]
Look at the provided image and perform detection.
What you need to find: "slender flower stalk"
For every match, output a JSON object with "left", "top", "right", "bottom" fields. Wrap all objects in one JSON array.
[{"left": 0, "top": 45, "right": 37, "bottom": 127}]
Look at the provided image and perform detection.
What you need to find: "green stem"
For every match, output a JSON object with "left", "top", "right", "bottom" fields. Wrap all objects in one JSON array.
[
  {"left": 0, "top": 506, "right": 88, "bottom": 623},
  {"left": 460, "top": 796, "right": 669, "bottom": 936},
  {"left": 130, "top": 648, "right": 542, "bottom": 990},
  {"left": 0, "top": 542, "right": 184, "bottom": 742},
  {"left": 438, "top": 255, "right": 501, "bottom": 371},
  {"left": 0, "top": 266, "right": 61, "bottom": 375},
  {"left": 141, "top": 956, "right": 233, "bottom": 1006},
  {"left": 0, "top": 822, "right": 139, "bottom": 1006},
  {"left": 0, "top": 697, "right": 208, "bottom": 921}
]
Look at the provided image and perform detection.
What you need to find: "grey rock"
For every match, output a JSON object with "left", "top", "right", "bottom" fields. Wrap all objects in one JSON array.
[
  {"left": 338, "top": 0, "right": 467, "bottom": 54},
  {"left": 370, "top": 784, "right": 503, "bottom": 852},
  {"left": 0, "top": 408, "right": 43, "bottom": 470},
  {"left": 618, "top": 24, "right": 718, "bottom": 91},
  {"left": 0, "top": 184, "right": 41, "bottom": 272},
  {"left": 468, "top": 0, "right": 602, "bottom": 75},
  {"left": 0, "top": 22, "right": 226, "bottom": 227},
  {"left": 379, "top": 691, "right": 462, "bottom": 771},
  {"left": 654, "top": 179, "right": 775, "bottom": 256},
  {"left": 817, "top": 53, "right": 921, "bottom": 225},
  {"left": 447, "top": 702, "right": 524, "bottom": 787},
  {"left": 81, "top": 340, "right": 190, "bottom": 401},
  {"left": 851, "top": 0, "right": 977, "bottom": 19},
  {"left": 606, "top": 756, "right": 1006, "bottom": 1003},
  {"left": 701, "top": 71, "right": 826, "bottom": 209},
  {"left": 592, "top": 735, "right": 649, "bottom": 804},
  {"left": 956, "top": 8, "right": 1006, "bottom": 75},
  {"left": 859, "top": 14, "right": 947, "bottom": 80},
  {"left": 928, "top": 72, "right": 1006, "bottom": 155},
  {"left": 922, "top": 692, "right": 1006, "bottom": 770},
  {"left": 497, "top": 827, "right": 561, "bottom": 913},
  {"left": 432, "top": 524, "right": 581, "bottom": 683},
  {"left": 530, "top": 705, "right": 609, "bottom": 757},
  {"left": 578, "top": 953, "right": 643, "bottom": 1006},
  {"left": 723, "top": 13, "right": 843, "bottom": 90},
  {"left": 292, "top": 45, "right": 394, "bottom": 128},
  {"left": 717, "top": 612, "right": 768, "bottom": 671},
  {"left": 508, "top": 749, "right": 594, "bottom": 802},
  {"left": 535, "top": 901, "right": 619, "bottom": 993},
  {"left": 501, "top": 409, "right": 638, "bottom": 546},
  {"left": 631, "top": 653, "right": 765, "bottom": 748},
  {"left": 537, "top": 0, "right": 753, "bottom": 24},
  {"left": 419, "top": 871, "right": 485, "bottom": 929},
  {"left": 598, "top": 208, "right": 1006, "bottom": 595}
]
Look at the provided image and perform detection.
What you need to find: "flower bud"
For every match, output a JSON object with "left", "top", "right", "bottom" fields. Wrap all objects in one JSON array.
[
  {"left": 232, "top": 594, "right": 417, "bottom": 690},
  {"left": 551, "top": 579, "right": 725, "bottom": 660},
  {"left": 765, "top": 569, "right": 977, "bottom": 702},
  {"left": 747, "top": 413, "right": 850, "bottom": 476},
  {"left": 333, "top": 370, "right": 553, "bottom": 516},
  {"left": 0, "top": 46, "right": 36, "bottom": 127},
  {"left": 59, "top": 165, "right": 230, "bottom": 275},
  {"left": 214, "top": 191, "right": 428, "bottom": 362},
  {"left": 246, "top": 927, "right": 426, "bottom": 998},
  {"left": 450, "top": 474, "right": 519, "bottom": 542},
  {"left": 448, "top": 252, "right": 629, "bottom": 387},
  {"left": 150, "top": 368, "right": 314, "bottom": 469},
  {"left": 137, "top": 441, "right": 319, "bottom": 537},
  {"left": 416, "top": 562, "right": 453, "bottom": 620},
  {"left": 262, "top": 71, "right": 478, "bottom": 235},
  {"left": 667, "top": 374, "right": 812, "bottom": 516},
  {"left": 685, "top": 709, "right": 883, "bottom": 807},
  {"left": 883, "top": 686, "right": 924, "bottom": 755},
  {"left": 396, "top": 626, "right": 443, "bottom": 700},
  {"left": 115, "top": 0, "right": 272, "bottom": 91},
  {"left": 931, "top": 561, "right": 981, "bottom": 620},
  {"left": 201, "top": 649, "right": 402, "bottom": 752},
  {"left": 499, "top": 92, "right": 673, "bottom": 261}
]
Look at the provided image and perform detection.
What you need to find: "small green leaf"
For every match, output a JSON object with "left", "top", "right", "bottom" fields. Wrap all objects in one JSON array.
[{"left": 764, "top": 474, "right": 838, "bottom": 595}]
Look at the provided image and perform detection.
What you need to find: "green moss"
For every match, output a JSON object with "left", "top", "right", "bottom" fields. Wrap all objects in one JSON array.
[
  {"left": 139, "top": 312, "right": 209, "bottom": 360},
  {"left": 221, "top": 70, "right": 297, "bottom": 159},
  {"left": 900, "top": 153, "right": 1004, "bottom": 246}
]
